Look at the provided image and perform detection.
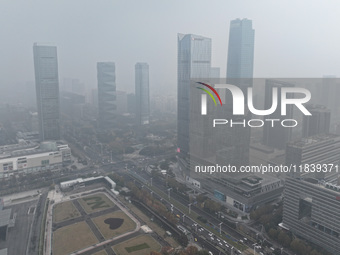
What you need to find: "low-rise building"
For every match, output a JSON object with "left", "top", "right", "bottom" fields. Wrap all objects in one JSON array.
[{"left": 0, "top": 140, "right": 71, "bottom": 178}]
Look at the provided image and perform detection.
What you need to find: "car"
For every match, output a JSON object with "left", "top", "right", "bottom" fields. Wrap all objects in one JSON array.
[
  {"left": 219, "top": 242, "right": 223, "bottom": 246},
  {"left": 194, "top": 238, "right": 197, "bottom": 242},
  {"left": 239, "top": 239, "right": 244, "bottom": 243}
]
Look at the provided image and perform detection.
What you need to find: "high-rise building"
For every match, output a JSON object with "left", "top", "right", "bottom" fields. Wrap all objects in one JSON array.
[
  {"left": 226, "top": 18, "right": 255, "bottom": 80},
  {"left": 177, "top": 34, "right": 211, "bottom": 166},
  {"left": 218, "top": 19, "right": 255, "bottom": 168},
  {"left": 263, "top": 79, "right": 294, "bottom": 150},
  {"left": 285, "top": 134, "right": 340, "bottom": 180},
  {"left": 302, "top": 104, "right": 331, "bottom": 138},
  {"left": 33, "top": 43, "right": 60, "bottom": 141},
  {"left": 135, "top": 63, "right": 150, "bottom": 125},
  {"left": 97, "top": 62, "right": 116, "bottom": 130},
  {"left": 283, "top": 177, "right": 340, "bottom": 255}
]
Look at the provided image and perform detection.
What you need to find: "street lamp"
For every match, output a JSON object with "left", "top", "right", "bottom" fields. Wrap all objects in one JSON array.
[
  {"left": 252, "top": 243, "right": 258, "bottom": 255},
  {"left": 182, "top": 214, "right": 185, "bottom": 223},
  {"left": 150, "top": 177, "right": 153, "bottom": 186},
  {"left": 219, "top": 222, "right": 223, "bottom": 235},
  {"left": 167, "top": 188, "right": 172, "bottom": 200},
  {"left": 188, "top": 203, "right": 191, "bottom": 214}
]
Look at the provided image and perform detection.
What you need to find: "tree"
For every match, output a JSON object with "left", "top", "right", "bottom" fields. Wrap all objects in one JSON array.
[
  {"left": 278, "top": 231, "right": 291, "bottom": 247},
  {"left": 268, "top": 228, "right": 278, "bottom": 240}
]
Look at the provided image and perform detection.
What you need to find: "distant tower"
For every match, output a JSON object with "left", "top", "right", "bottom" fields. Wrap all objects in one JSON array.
[
  {"left": 33, "top": 43, "right": 60, "bottom": 141},
  {"left": 226, "top": 18, "right": 255, "bottom": 80},
  {"left": 220, "top": 19, "right": 255, "bottom": 168},
  {"left": 302, "top": 104, "right": 331, "bottom": 138},
  {"left": 97, "top": 62, "right": 116, "bottom": 130},
  {"left": 135, "top": 63, "right": 150, "bottom": 125}
]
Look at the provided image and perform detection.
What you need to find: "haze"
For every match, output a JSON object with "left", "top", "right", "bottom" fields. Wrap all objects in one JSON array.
[{"left": 1, "top": 0, "right": 340, "bottom": 104}]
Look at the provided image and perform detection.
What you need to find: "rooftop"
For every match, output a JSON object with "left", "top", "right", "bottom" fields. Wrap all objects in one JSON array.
[{"left": 288, "top": 134, "right": 340, "bottom": 148}]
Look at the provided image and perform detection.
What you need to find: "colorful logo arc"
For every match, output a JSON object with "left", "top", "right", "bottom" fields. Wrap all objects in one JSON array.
[{"left": 196, "top": 82, "right": 223, "bottom": 106}]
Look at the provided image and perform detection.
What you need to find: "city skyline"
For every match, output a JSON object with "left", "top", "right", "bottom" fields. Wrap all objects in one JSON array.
[{"left": 2, "top": 1, "right": 340, "bottom": 100}]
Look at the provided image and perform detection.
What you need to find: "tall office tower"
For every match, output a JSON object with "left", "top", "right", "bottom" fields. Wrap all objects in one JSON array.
[
  {"left": 263, "top": 79, "right": 294, "bottom": 149},
  {"left": 283, "top": 177, "right": 340, "bottom": 255},
  {"left": 97, "top": 62, "right": 116, "bottom": 130},
  {"left": 218, "top": 19, "right": 255, "bottom": 169},
  {"left": 135, "top": 63, "right": 150, "bottom": 125},
  {"left": 177, "top": 34, "right": 211, "bottom": 170},
  {"left": 226, "top": 18, "right": 255, "bottom": 82},
  {"left": 33, "top": 43, "right": 60, "bottom": 141},
  {"left": 302, "top": 104, "right": 331, "bottom": 138},
  {"left": 285, "top": 134, "right": 340, "bottom": 180}
]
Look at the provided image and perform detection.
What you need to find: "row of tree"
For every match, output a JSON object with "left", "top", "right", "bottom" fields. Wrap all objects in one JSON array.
[{"left": 251, "top": 203, "right": 331, "bottom": 255}]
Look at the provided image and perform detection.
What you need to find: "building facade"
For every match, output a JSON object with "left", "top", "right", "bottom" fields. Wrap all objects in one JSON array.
[
  {"left": 33, "top": 43, "right": 60, "bottom": 141},
  {"left": 135, "top": 63, "right": 150, "bottom": 125},
  {"left": 177, "top": 33, "right": 212, "bottom": 163},
  {"left": 283, "top": 177, "right": 340, "bottom": 255},
  {"left": 285, "top": 134, "right": 340, "bottom": 180},
  {"left": 226, "top": 18, "right": 255, "bottom": 80},
  {"left": 97, "top": 62, "right": 116, "bottom": 130},
  {"left": 302, "top": 104, "right": 331, "bottom": 138},
  {"left": 0, "top": 141, "right": 71, "bottom": 178}
]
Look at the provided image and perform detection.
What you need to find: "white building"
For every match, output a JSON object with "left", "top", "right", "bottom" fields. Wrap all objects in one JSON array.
[{"left": 0, "top": 141, "right": 71, "bottom": 178}]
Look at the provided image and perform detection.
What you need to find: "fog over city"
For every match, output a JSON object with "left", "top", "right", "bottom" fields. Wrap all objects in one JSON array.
[
  {"left": 1, "top": 1, "right": 340, "bottom": 255},
  {"left": 1, "top": 0, "right": 340, "bottom": 104}
]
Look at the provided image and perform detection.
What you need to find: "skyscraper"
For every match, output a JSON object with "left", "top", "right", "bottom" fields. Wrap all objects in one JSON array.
[
  {"left": 226, "top": 18, "right": 255, "bottom": 80},
  {"left": 177, "top": 34, "right": 211, "bottom": 167},
  {"left": 135, "top": 63, "right": 150, "bottom": 125},
  {"left": 33, "top": 43, "right": 60, "bottom": 141},
  {"left": 302, "top": 104, "right": 331, "bottom": 138},
  {"left": 97, "top": 62, "right": 116, "bottom": 130},
  {"left": 219, "top": 19, "right": 255, "bottom": 168}
]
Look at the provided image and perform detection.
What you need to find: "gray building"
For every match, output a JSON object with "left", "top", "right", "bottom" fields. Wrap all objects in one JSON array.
[
  {"left": 285, "top": 134, "right": 340, "bottom": 180},
  {"left": 263, "top": 79, "right": 294, "bottom": 150},
  {"left": 33, "top": 43, "right": 60, "bottom": 141},
  {"left": 218, "top": 19, "right": 255, "bottom": 169},
  {"left": 302, "top": 104, "right": 331, "bottom": 138},
  {"left": 135, "top": 63, "right": 150, "bottom": 125},
  {"left": 226, "top": 18, "right": 255, "bottom": 80},
  {"left": 177, "top": 33, "right": 211, "bottom": 169},
  {"left": 198, "top": 175, "right": 283, "bottom": 213},
  {"left": 283, "top": 177, "right": 340, "bottom": 255},
  {"left": 97, "top": 62, "right": 116, "bottom": 130}
]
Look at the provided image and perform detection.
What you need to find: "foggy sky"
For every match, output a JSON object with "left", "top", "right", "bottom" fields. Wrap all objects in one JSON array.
[{"left": 1, "top": 0, "right": 340, "bottom": 98}]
